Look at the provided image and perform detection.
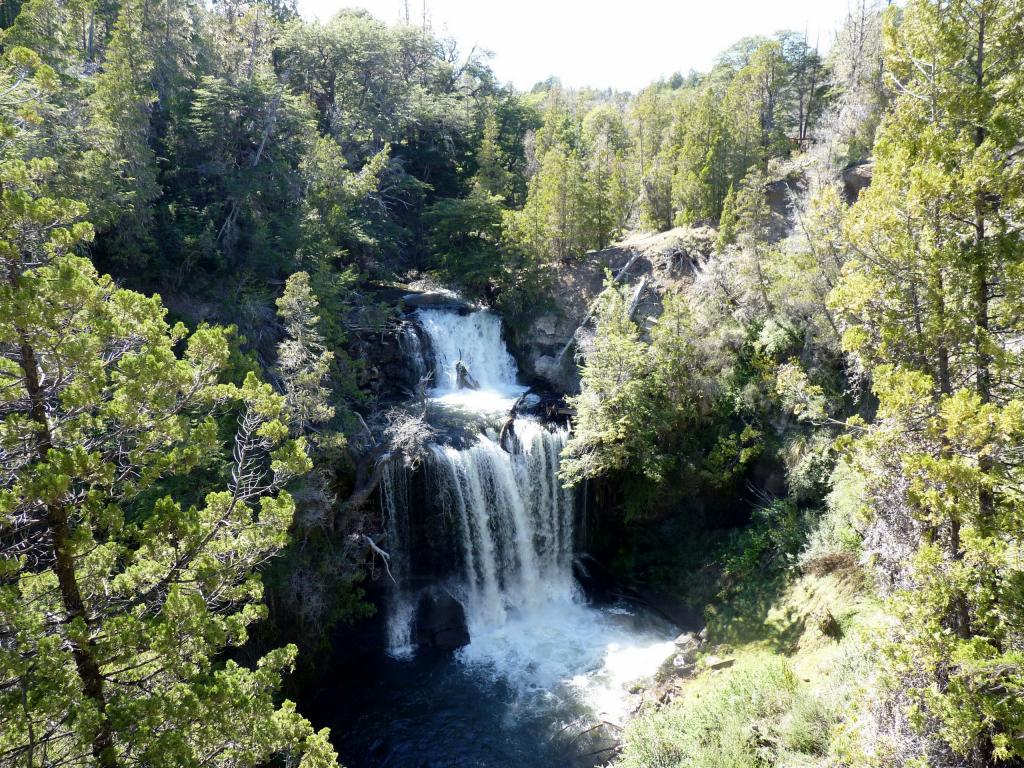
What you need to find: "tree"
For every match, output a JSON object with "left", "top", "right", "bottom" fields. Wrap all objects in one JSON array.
[
  {"left": 424, "top": 188, "right": 504, "bottom": 298},
  {"left": 581, "top": 104, "right": 634, "bottom": 247},
  {"left": 670, "top": 86, "right": 731, "bottom": 225},
  {"left": 832, "top": 0, "right": 1024, "bottom": 759},
  {"left": 83, "top": 0, "right": 160, "bottom": 244},
  {"left": 276, "top": 271, "right": 335, "bottom": 436},
  {"left": 299, "top": 135, "right": 387, "bottom": 260},
  {"left": 716, "top": 183, "right": 737, "bottom": 249},
  {"left": 474, "top": 107, "right": 513, "bottom": 201},
  {"left": 175, "top": 72, "right": 317, "bottom": 274},
  {"left": 506, "top": 141, "right": 589, "bottom": 263},
  {"left": 0, "top": 159, "right": 336, "bottom": 767},
  {"left": 561, "top": 279, "right": 658, "bottom": 484}
]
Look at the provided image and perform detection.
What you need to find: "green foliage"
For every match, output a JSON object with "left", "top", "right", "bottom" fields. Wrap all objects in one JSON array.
[
  {"left": 828, "top": 0, "right": 1024, "bottom": 760},
  {"left": 716, "top": 183, "right": 737, "bottom": 248},
  {"left": 561, "top": 278, "right": 659, "bottom": 484},
  {"left": 619, "top": 656, "right": 834, "bottom": 768},
  {"left": 425, "top": 189, "right": 505, "bottom": 299},
  {"left": 0, "top": 159, "right": 334, "bottom": 766},
  {"left": 276, "top": 271, "right": 336, "bottom": 435}
]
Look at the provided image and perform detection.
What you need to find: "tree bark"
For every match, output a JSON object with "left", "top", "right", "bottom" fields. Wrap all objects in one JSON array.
[
  {"left": 16, "top": 332, "right": 118, "bottom": 768},
  {"left": 971, "top": 13, "right": 995, "bottom": 527}
]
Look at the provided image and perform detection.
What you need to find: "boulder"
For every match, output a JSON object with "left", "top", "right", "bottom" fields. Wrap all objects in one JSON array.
[
  {"left": 672, "top": 631, "right": 702, "bottom": 665},
  {"left": 414, "top": 590, "right": 470, "bottom": 651},
  {"left": 842, "top": 161, "right": 874, "bottom": 203},
  {"left": 454, "top": 360, "right": 479, "bottom": 390},
  {"left": 655, "top": 649, "right": 697, "bottom": 683},
  {"left": 702, "top": 655, "right": 735, "bottom": 671}
]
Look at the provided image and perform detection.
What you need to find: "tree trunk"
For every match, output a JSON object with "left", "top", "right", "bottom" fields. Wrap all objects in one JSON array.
[
  {"left": 16, "top": 333, "right": 118, "bottom": 768},
  {"left": 972, "top": 13, "right": 994, "bottom": 526}
]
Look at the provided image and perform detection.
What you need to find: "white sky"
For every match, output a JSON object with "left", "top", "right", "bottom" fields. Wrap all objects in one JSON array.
[{"left": 295, "top": 0, "right": 859, "bottom": 92}]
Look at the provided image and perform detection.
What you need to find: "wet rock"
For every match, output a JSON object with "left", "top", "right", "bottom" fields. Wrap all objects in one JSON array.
[
  {"left": 413, "top": 590, "right": 470, "bottom": 651},
  {"left": 351, "top": 321, "right": 430, "bottom": 403},
  {"left": 400, "top": 291, "right": 473, "bottom": 312},
  {"left": 672, "top": 631, "right": 702, "bottom": 665},
  {"left": 454, "top": 360, "right": 479, "bottom": 390},
  {"left": 571, "top": 554, "right": 620, "bottom": 602},
  {"left": 656, "top": 653, "right": 696, "bottom": 683}
]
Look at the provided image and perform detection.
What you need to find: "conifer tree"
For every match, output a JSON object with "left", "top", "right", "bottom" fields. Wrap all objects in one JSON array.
[
  {"left": 276, "top": 271, "right": 335, "bottom": 436},
  {"left": 474, "top": 108, "right": 513, "bottom": 201},
  {"left": 0, "top": 160, "right": 336, "bottom": 767},
  {"left": 561, "top": 279, "right": 657, "bottom": 484},
  {"left": 833, "top": 0, "right": 1024, "bottom": 759}
]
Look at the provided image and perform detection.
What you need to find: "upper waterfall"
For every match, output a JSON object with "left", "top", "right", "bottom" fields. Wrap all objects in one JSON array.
[{"left": 415, "top": 308, "right": 525, "bottom": 409}]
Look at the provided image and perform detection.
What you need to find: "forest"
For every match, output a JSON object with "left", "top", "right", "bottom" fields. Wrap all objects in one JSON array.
[{"left": 0, "top": 0, "right": 1022, "bottom": 766}]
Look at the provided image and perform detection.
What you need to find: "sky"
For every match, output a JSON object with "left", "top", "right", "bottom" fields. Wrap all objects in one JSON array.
[{"left": 294, "top": 0, "right": 859, "bottom": 92}]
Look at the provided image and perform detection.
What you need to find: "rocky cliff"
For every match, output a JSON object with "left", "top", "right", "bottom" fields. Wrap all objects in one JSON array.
[{"left": 519, "top": 227, "right": 717, "bottom": 392}]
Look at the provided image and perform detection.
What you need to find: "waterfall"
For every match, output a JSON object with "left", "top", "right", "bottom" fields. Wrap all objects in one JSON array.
[
  {"left": 377, "top": 304, "right": 675, "bottom": 722},
  {"left": 382, "top": 306, "right": 580, "bottom": 658},
  {"left": 380, "top": 456, "right": 415, "bottom": 657},
  {"left": 416, "top": 308, "right": 520, "bottom": 393},
  {"left": 430, "top": 421, "right": 576, "bottom": 633}
]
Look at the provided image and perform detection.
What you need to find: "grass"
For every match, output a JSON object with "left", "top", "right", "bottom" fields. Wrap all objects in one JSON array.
[{"left": 616, "top": 566, "right": 885, "bottom": 768}]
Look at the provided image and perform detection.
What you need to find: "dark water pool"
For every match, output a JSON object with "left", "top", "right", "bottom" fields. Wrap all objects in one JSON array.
[
  {"left": 306, "top": 601, "right": 676, "bottom": 768},
  {"left": 311, "top": 649, "right": 585, "bottom": 768}
]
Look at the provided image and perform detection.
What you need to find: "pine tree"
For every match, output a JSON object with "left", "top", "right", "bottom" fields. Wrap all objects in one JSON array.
[
  {"left": 276, "top": 271, "right": 336, "bottom": 436},
  {"left": 832, "top": 0, "right": 1024, "bottom": 759},
  {"left": 85, "top": 0, "right": 160, "bottom": 241},
  {"left": 716, "top": 183, "right": 737, "bottom": 249},
  {"left": 561, "top": 279, "right": 657, "bottom": 484},
  {"left": 0, "top": 160, "right": 337, "bottom": 768},
  {"left": 474, "top": 108, "right": 512, "bottom": 200}
]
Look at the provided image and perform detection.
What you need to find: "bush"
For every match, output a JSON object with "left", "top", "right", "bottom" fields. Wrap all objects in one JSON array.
[{"left": 798, "top": 457, "right": 863, "bottom": 569}]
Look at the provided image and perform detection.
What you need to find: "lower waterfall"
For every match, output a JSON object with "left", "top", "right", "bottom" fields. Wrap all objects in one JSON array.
[{"left": 379, "top": 420, "right": 576, "bottom": 661}]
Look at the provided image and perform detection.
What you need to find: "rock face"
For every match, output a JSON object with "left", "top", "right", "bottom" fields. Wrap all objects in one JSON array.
[
  {"left": 520, "top": 227, "right": 716, "bottom": 392},
  {"left": 351, "top": 318, "right": 431, "bottom": 403},
  {"left": 413, "top": 589, "right": 470, "bottom": 651},
  {"left": 400, "top": 291, "right": 474, "bottom": 313},
  {"left": 842, "top": 161, "right": 874, "bottom": 203}
]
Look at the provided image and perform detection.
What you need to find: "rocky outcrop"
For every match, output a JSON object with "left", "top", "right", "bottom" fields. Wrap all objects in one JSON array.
[
  {"left": 521, "top": 227, "right": 716, "bottom": 392},
  {"left": 350, "top": 318, "right": 431, "bottom": 403},
  {"left": 413, "top": 589, "right": 470, "bottom": 651},
  {"left": 628, "top": 628, "right": 710, "bottom": 706},
  {"left": 842, "top": 161, "right": 874, "bottom": 203},
  {"left": 400, "top": 291, "right": 474, "bottom": 313}
]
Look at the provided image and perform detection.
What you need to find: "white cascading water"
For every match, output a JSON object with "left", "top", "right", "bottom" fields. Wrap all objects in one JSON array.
[
  {"left": 415, "top": 308, "right": 525, "bottom": 411},
  {"left": 381, "top": 306, "right": 675, "bottom": 723},
  {"left": 380, "top": 457, "right": 415, "bottom": 657},
  {"left": 430, "top": 420, "right": 575, "bottom": 629}
]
